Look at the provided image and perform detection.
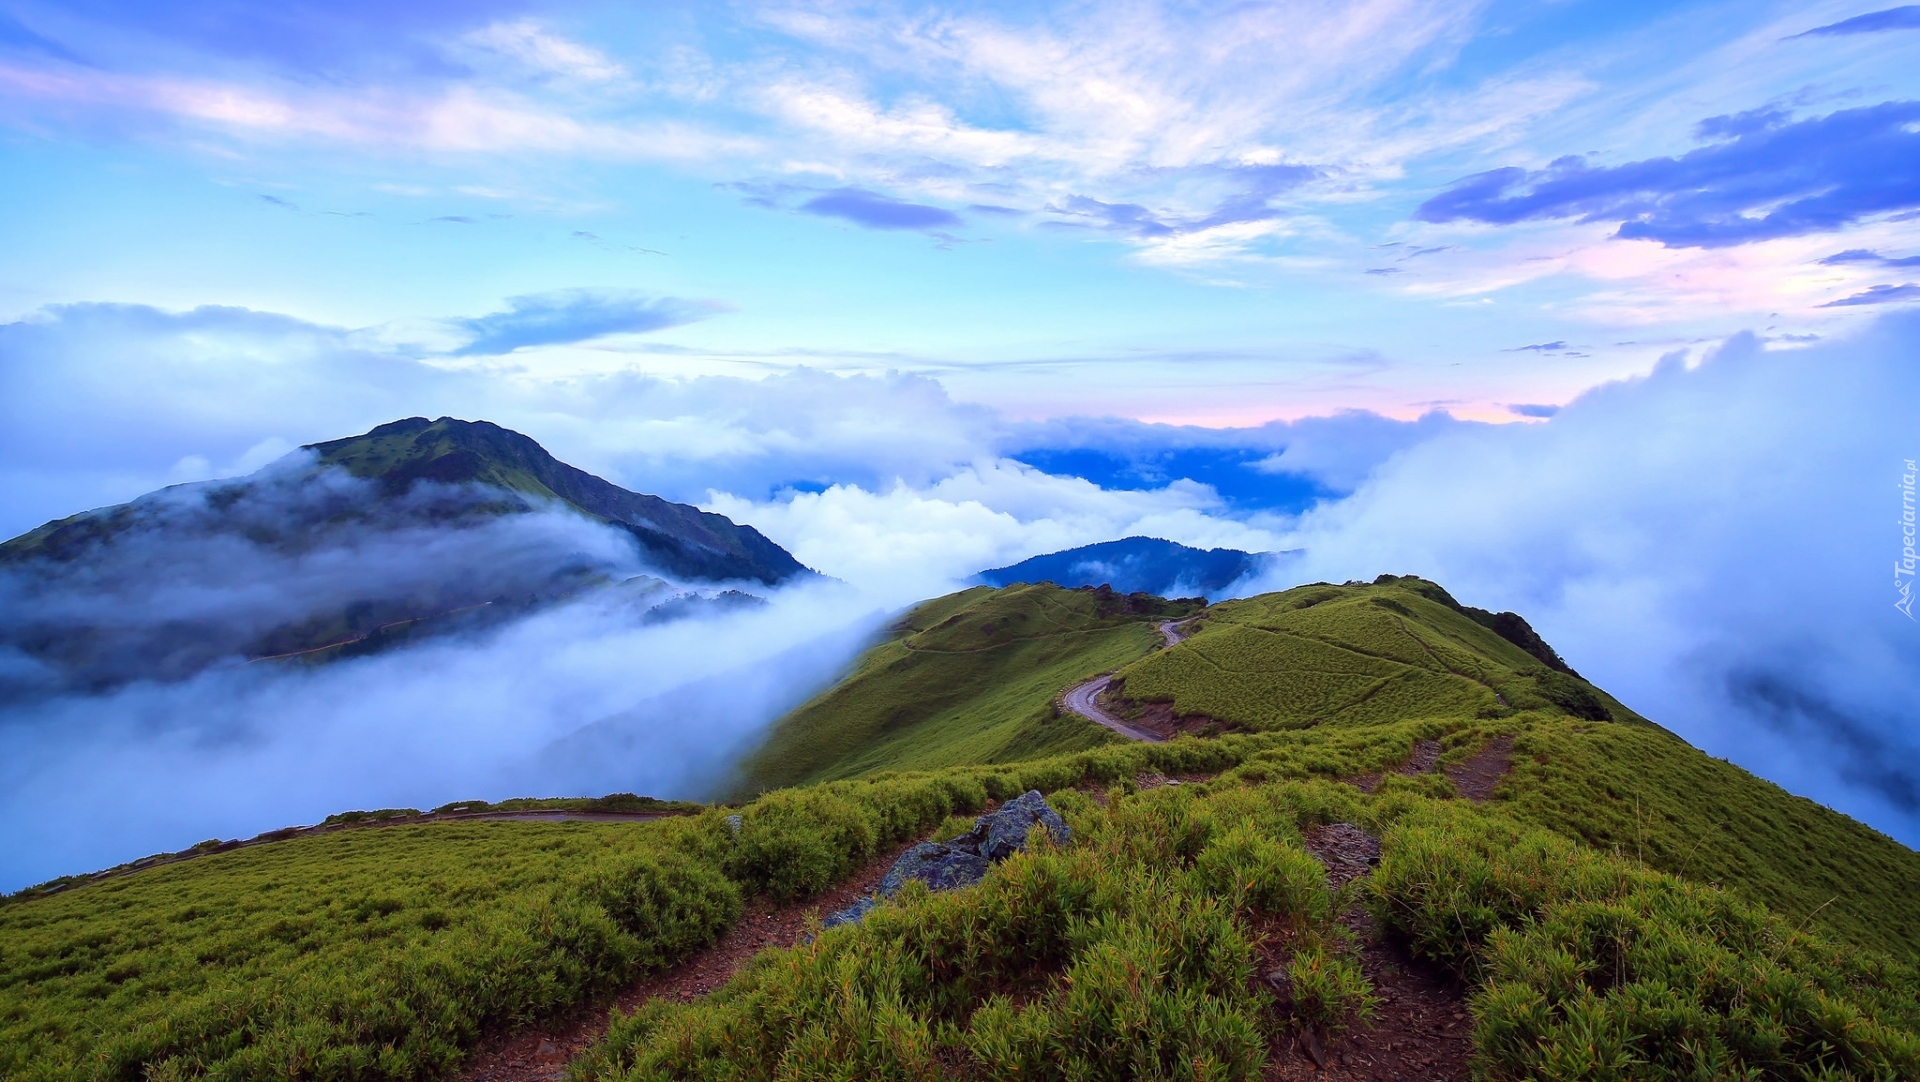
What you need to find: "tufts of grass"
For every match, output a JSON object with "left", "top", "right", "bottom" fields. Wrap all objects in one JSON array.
[
  {"left": 9, "top": 579, "right": 1920, "bottom": 1079},
  {"left": 0, "top": 814, "right": 743, "bottom": 1081},
  {"left": 1495, "top": 717, "right": 1920, "bottom": 958},
  {"left": 575, "top": 780, "right": 1920, "bottom": 1082},
  {"left": 0, "top": 773, "right": 997, "bottom": 1081},
  {"left": 1371, "top": 801, "right": 1920, "bottom": 1080},
  {"left": 572, "top": 782, "right": 1373, "bottom": 1082}
]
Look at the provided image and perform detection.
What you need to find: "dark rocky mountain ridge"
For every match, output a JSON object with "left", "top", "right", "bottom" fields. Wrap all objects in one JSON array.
[
  {"left": 0, "top": 417, "right": 809, "bottom": 698},
  {"left": 303, "top": 417, "right": 807, "bottom": 586},
  {"left": 978, "top": 535, "right": 1278, "bottom": 598}
]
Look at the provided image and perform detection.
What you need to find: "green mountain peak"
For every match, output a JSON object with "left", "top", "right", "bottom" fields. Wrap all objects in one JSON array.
[{"left": 304, "top": 416, "right": 808, "bottom": 586}]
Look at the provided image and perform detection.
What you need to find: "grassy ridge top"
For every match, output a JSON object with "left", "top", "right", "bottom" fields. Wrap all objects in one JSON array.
[
  {"left": 13, "top": 718, "right": 1909, "bottom": 1080},
  {"left": 1112, "top": 575, "right": 1626, "bottom": 732},
  {"left": 577, "top": 778, "right": 1920, "bottom": 1082},
  {"left": 0, "top": 816, "right": 743, "bottom": 1079},
  {"left": 1106, "top": 576, "right": 1920, "bottom": 955},
  {"left": 727, "top": 583, "right": 1203, "bottom": 796}
]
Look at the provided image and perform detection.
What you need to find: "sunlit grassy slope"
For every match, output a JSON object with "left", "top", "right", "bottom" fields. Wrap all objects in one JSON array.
[
  {"left": 577, "top": 780, "right": 1920, "bottom": 1082},
  {"left": 1100, "top": 576, "right": 1920, "bottom": 954},
  {"left": 727, "top": 583, "right": 1203, "bottom": 795},
  {"left": 6, "top": 576, "right": 1920, "bottom": 1080},
  {"left": 1111, "top": 575, "right": 1627, "bottom": 731}
]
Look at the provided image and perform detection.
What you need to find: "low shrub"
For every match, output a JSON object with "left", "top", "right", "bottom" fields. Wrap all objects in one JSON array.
[
  {"left": 1283, "top": 946, "right": 1375, "bottom": 1037},
  {"left": 1369, "top": 803, "right": 1920, "bottom": 1081},
  {"left": 574, "top": 781, "right": 1365, "bottom": 1082}
]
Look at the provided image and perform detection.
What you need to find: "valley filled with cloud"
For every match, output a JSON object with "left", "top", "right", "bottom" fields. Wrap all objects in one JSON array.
[{"left": 1, "top": 0, "right": 1915, "bottom": 889}]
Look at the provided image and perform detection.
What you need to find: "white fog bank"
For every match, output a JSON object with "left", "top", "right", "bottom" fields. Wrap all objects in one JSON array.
[
  {"left": 0, "top": 579, "right": 886, "bottom": 892},
  {"left": 1248, "top": 317, "right": 1920, "bottom": 845}
]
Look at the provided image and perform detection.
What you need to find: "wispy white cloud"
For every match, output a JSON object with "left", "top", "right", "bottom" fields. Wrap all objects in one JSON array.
[
  {"left": 0, "top": 296, "right": 1442, "bottom": 540},
  {"left": 736, "top": 0, "right": 1509, "bottom": 260},
  {"left": 460, "top": 19, "right": 628, "bottom": 83}
]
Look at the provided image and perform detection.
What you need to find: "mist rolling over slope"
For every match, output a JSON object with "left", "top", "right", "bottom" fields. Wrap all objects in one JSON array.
[
  {"left": 5, "top": 3, "right": 1920, "bottom": 1075},
  {"left": 0, "top": 578, "right": 883, "bottom": 891},
  {"left": 0, "top": 420, "right": 879, "bottom": 891},
  {"left": 0, "top": 416, "right": 809, "bottom": 700},
  {"left": 1244, "top": 320, "right": 1920, "bottom": 844}
]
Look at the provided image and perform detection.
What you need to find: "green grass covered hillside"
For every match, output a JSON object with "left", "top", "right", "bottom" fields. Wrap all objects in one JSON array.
[
  {"left": 5, "top": 575, "right": 1919, "bottom": 1080},
  {"left": 1111, "top": 574, "right": 1630, "bottom": 732},
  {"left": 1099, "top": 576, "right": 1920, "bottom": 957},
  {"left": 575, "top": 777, "right": 1920, "bottom": 1082},
  {"left": 727, "top": 583, "right": 1202, "bottom": 795}
]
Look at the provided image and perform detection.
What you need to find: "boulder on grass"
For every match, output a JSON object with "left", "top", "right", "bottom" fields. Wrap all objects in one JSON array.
[
  {"left": 817, "top": 790, "right": 1068, "bottom": 931},
  {"left": 879, "top": 842, "right": 991, "bottom": 897},
  {"left": 963, "top": 789, "right": 1071, "bottom": 862}
]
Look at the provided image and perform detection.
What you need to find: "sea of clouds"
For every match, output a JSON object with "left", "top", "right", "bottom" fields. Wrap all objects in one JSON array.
[
  {"left": 1, "top": 303, "right": 1914, "bottom": 889},
  {"left": 1257, "top": 323, "right": 1919, "bottom": 843}
]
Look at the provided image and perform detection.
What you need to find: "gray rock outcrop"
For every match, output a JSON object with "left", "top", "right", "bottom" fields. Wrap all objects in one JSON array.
[{"left": 820, "top": 790, "right": 1069, "bottom": 930}]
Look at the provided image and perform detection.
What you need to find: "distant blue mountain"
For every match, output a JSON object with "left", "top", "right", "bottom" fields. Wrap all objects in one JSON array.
[{"left": 977, "top": 537, "right": 1276, "bottom": 598}]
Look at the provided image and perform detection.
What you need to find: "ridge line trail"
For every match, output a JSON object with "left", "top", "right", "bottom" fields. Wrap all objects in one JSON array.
[
  {"left": 460, "top": 835, "right": 932, "bottom": 1081},
  {"left": 1059, "top": 620, "right": 1189, "bottom": 743}
]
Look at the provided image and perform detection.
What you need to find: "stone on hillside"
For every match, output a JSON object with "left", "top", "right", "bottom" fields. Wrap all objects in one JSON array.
[
  {"left": 816, "top": 791, "right": 1070, "bottom": 934},
  {"left": 821, "top": 895, "right": 879, "bottom": 930},
  {"left": 965, "top": 790, "right": 1071, "bottom": 862},
  {"left": 879, "top": 842, "right": 991, "bottom": 897}
]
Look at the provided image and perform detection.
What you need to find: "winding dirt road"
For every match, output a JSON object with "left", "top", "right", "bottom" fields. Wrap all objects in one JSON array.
[
  {"left": 1060, "top": 619, "right": 1192, "bottom": 743},
  {"left": 1063, "top": 675, "right": 1166, "bottom": 743}
]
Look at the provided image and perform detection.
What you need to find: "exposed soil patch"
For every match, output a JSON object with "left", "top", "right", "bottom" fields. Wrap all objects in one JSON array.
[
  {"left": 458, "top": 837, "right": 922, "bottom": 1082},
  {"left": 1445, "top": 734, "right": 1514, "bottom": 802},
  {"left": 1097, "top": 682, "right": 1234, "bottom": 739},
  {"left": 1263, "top": 927, "right": 1475, "bottom": 1082},
  {"left": 1348, "top": 738, "right": 1442, "bottom": 795},
  {"left": 1264, "top": 823, "right": 1473, "bottom": 1082},
  {"left": 1076, "top": 784, "right": 1112, "bottom": 807},
  {"left": 1302, "top": 823, "right": 1381, "bottom": 887}
]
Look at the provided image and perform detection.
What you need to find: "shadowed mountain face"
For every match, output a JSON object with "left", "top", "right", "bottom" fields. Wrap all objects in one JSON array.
[
  {"left": 0, "top": 417, "right": 805, "bottom": 699},
  {"left": 978, "top": 536, "right": 1274, "bottom": 598},
  {"left": 304, "top": 418, "right": 807, "bottom": 586}
]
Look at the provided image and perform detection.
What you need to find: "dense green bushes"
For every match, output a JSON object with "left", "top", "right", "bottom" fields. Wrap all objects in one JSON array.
[
  {"left": 0, "top": 774, "right": 994, "bottom": 1081},
  {"left": 1371, "top": 803, "right": 1920, "bottom": 1080},
  {"left": 573, "top": 781, "right": 1372, "bottom": 1082},
  {"left": 724, "top": 776, "right": 991, "bottom": 902},
  {"left": 7, "top": 719, "right": 1918, "bottom": 1080},
  {"left": 9, "top": 579, "right": 1920, "bottom": 1080},
  {"left": 573, "top": 779, "right": 1920, "bottom": 1082}
]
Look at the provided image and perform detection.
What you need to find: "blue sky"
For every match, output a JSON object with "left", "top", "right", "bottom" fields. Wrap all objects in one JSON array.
[
  {"left": 2, "top": 0, "right": 1917, "bottom": 427},
  {"left": 2, "top": 1, "right": 1920, "bottom": 859}
]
